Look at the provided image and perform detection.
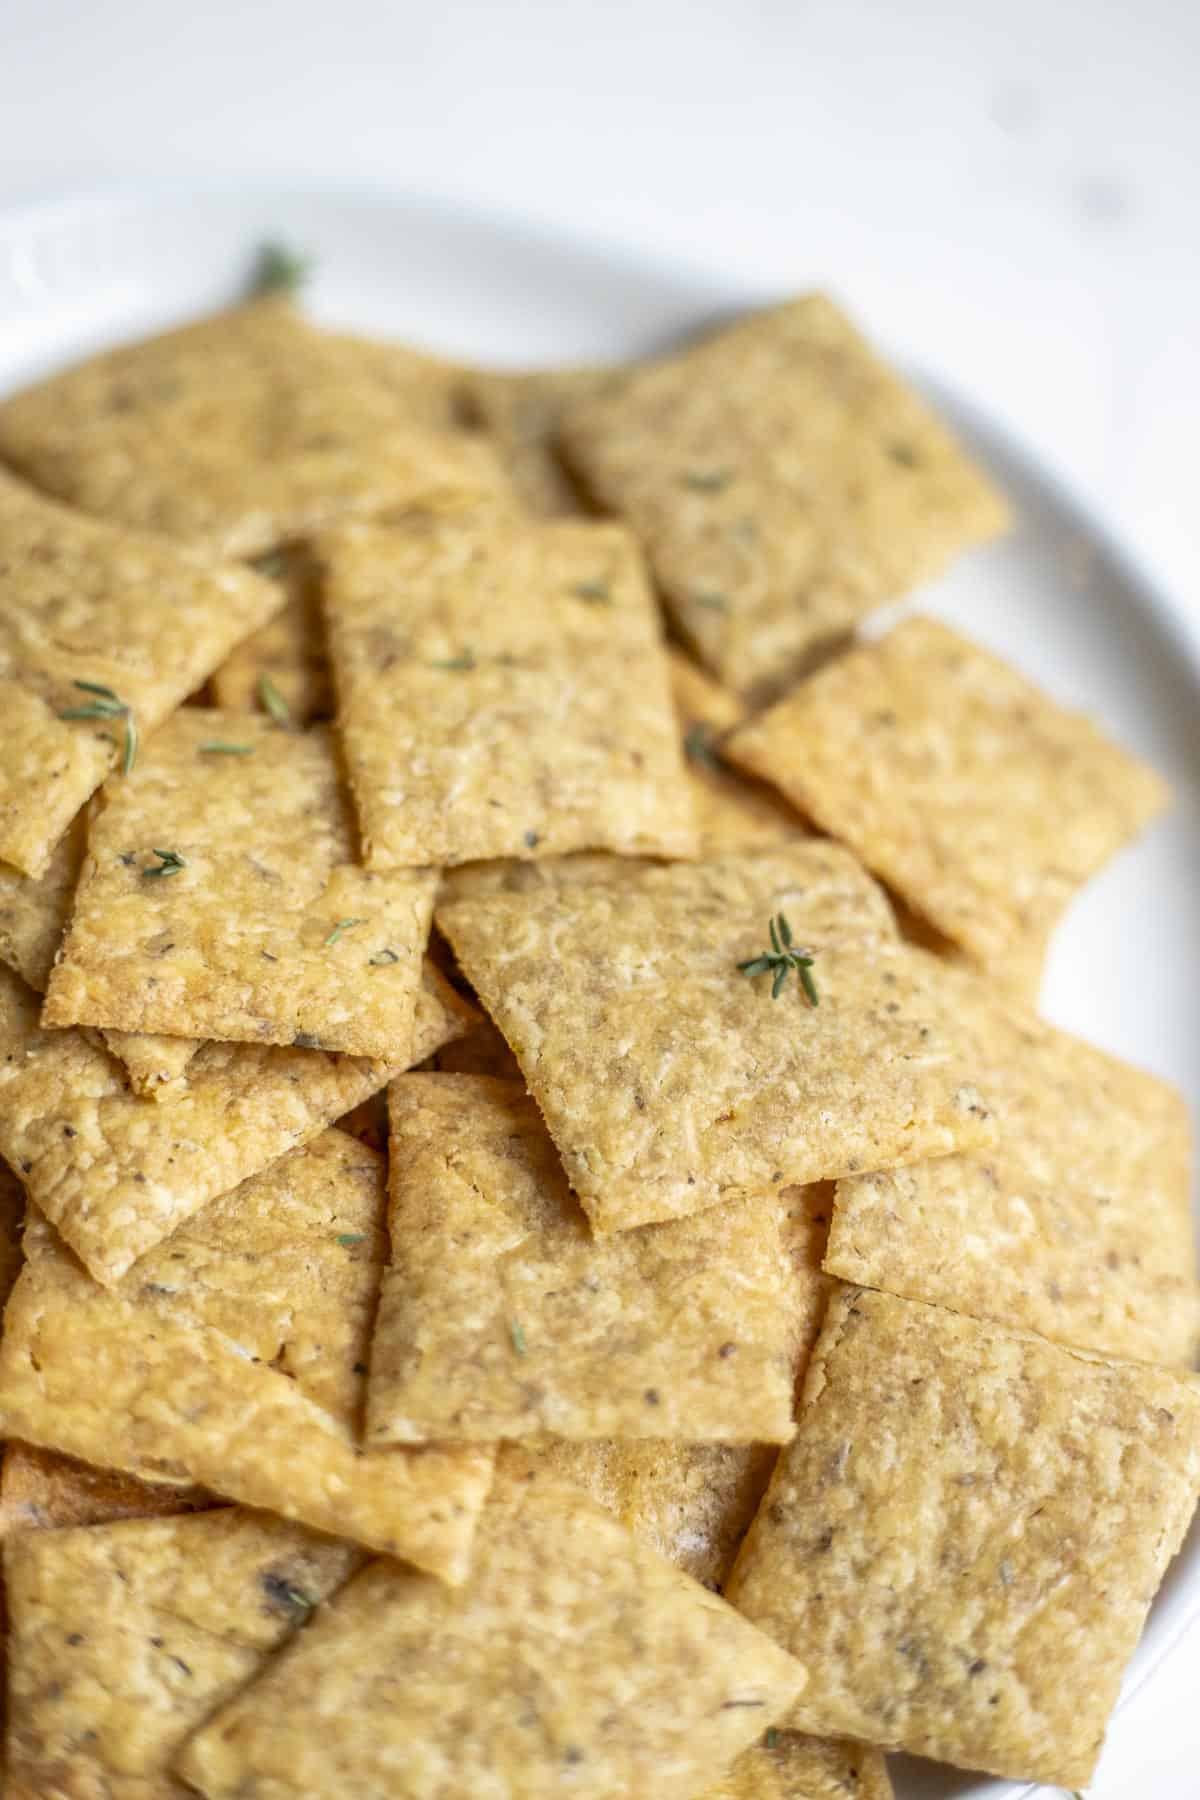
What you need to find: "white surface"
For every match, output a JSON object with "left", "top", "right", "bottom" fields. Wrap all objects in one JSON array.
[{"left": 0, "top": 4, "right": 1197, "bottom": 1787}]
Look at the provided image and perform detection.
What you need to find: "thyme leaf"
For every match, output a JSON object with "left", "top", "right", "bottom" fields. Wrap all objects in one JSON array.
[
  {"left": 336, "top": 1233, "right": 366, "bottom": 1247},
  {"left": 694, "top": 591, "right": 729, "bottom": 613},
  {"left": 59, "top": 680, "right": 138, "bottom": 775},
  {"left": 251, "top": 243, "right": 312, "bottom": 298},
  {"left": 738, "top": 912, "right": 818, "bottom": 1005},
  {"left": 142, "top": 848, "right": 187, "bottom": 880},
  {"left": 428, "top": 651, "right": 476, "bottom": 672},
  {"left": 683, "top": 468, "right": 733, "bottom": 492},
  {"left": 510, "top": 1319, "right": 528, "bottom": 1356},
  {"left": 683, "top": 721, "right": 721, "bottom": 769},
  {"left": 199, "top": 741, "right": 254, "bottom": 755},
  {"left": 257, "top": 673, "right": 292, "bottom": 727},
  {"left": 571, "top": 579, "right": 611, "bottom": 604},
  {"left": 324, "top": 918, "right": 362, "bottom": 947}
]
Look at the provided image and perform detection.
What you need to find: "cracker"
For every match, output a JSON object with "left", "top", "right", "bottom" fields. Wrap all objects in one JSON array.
[
  {"left": 0, "top": 469, "right": 284, "bottom": 878},
  {"left": 4, "top": 1507, "right": 364, "bottom": 1800},
  {"left": 701, "top": 1731, "right": 893, "bottom": 1800},
  {"left": 0, "top": 962, "right": 406, "bottom": 1284},
  {"left": 559, "top": 295, "right": 1008, "bottom": 698},
  {"left": 175, "top": 1458, "right": 806, "bottom": 1800},
  {"left": 210, "top": 544, "right": 334, "bottom": 723},
  {"left": 825, "top": 990, "right": 1199, "bottom": 1364},
  {"left": 0, "top": 1157, "right": 27, "bottom": 1316},
  {"left": 0, "top": 300, "right": 505, "bottom": 557},
  {"left": 369, "top": 1075, "right": 812, "bottom": 1444},
  {"left": 671, "top": 651, "right": 809, "bottom": 853},
  {"left": 726, "top": 615, "right": 1169, "bottom": 969},
  {"left": 725, "top": 1287, "right": 1200, "bottom": 1788},
  {"left": 43, "top": 711, "right": 437, "bottom": 1058},
  {"left": 437, "top": 845, "right": 998, "bottom": 1233},
  {"left": 0, "top": 1131, "right": 495, "bottom": 1577},
  {"left": 0, "top": 1443, "right": 211, "bottom": 1535},
  {"left": 420, "top": 1012, "right": 524, "bottom": 1078},
  {"left": 462, "top": 364, "right": 615, "bottom": 515},
  {"left": 320, "top": 510, "right": 696, "bottom": 867}
]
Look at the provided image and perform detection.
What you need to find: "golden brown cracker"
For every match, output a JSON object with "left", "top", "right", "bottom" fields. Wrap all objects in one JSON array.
[
  {"left": 0, "top": 1442, "right": 211, "bottom": 1536},
  {"left": 559, "top": 294, "right": 1008, "bottom": 698},
  {"left": 701, "top": 1731, "right": 893, "bottom": 1800},
  {"left": 320, "top": 510, "right": 696, "bottom": 868},
  {"left": 437, "top": 845, "right": 998, "bottom": 1234},
  {"left": 726, "top": 615, "right": 1169, "bottom": 970},
  {"left": 670, "top": 651, "right": 809, "bottom": 853},
  {"left": 462, "top": 363, "right": 615, "bottom": 515},
  {"left": 369, "top": 1075, "right": 804, "bottom": 1444},
  {"left": 0, "top": 1132, "right": 494, "bottom": 1577},
  {"left": 4, "top": 1507, "right": 363, "bottom": 1799},
  {"left": 826, "top": 993, "right": 1199, "bottom": 1365},
  {"left": 43, "top": 710, "right": 437, "bottom": 1059},
  {"left": 175, "top": 1458, "right": 806, "bottom": 1800},
  {"left": 0, "top": 468, "right": 284, "bottom": 878},
  {"left": 726, "top": 1287, "right": 1200, "bottom": 1788},
  {"left": 419, "top": 1012, "right": 524, "bottom": 1079},
  {"left": 0, "top": 300, "right": 505, "bottom": 557},
  {"left": 210, "top": 544, "right": 334, "bottom": 724},
  {"left": 0, "top": 961, "right": 404, "bottom": 1284}
]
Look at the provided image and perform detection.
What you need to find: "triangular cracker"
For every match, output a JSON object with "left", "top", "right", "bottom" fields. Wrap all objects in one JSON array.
[
  {"left": 175, "top": 1458, "right": 806, "bottom": 1800},
  {"left": 0, "top": 468, "right": 284, "bottom": 877},
  {"left": 559, "top": 295, "right": 1008, "bottom": 698},
  {"left": 0, "top": 1442, "right": 211, "bottom": 1535},
  {"left": 43, "top": 710, "right": 437, "bottom": 1059},
  {"left": 0, "top": 1130, "right": 494, "bottom": 1577},
  {"left": 437, "top": 844, "right": 996, "bottom": 1233},
  {"left": 319, "top": 510, "right": 696, "bottom": 867}
]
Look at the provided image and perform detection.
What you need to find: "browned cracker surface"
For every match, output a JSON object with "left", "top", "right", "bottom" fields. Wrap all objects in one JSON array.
[
  {"left": 0, "top": 468, "right": 283, "bottom": 878},
  {"left": 43, "top": 710, "right": 437, "bottom": 1059},
  {"left": 175, "top": 1459, "right": 806, "bottom": 1800},
  {"left": 0, "top": 1132, "right": 495, "bottom": 1577},
  {"left": 0, "top": 1442, "right": 212, "bottom": 1537},
  {"left": 559, "top": 294, "right": 1008, "bottom": 698},
  {"left": 0, "top": 300, "right": 505, "bottom": 557},
  {"left": 437, "top": 844, "right": 997, "bottom": 1233},
  {"left": 725, "top": 1287, "right": 1200, "bottom": 1788},
  {"left": 726, "top": 615, "right": 1169, "bottom": 969},
  {"left": 320, "top": 510, "right": 696, "bottom": 868}
]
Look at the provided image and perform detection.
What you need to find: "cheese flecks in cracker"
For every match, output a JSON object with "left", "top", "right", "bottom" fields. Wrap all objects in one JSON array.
[
  {"left": 175, "top": 1460, "right": 806, "bottom": 1800},
  {"left": 0, "top": 1132, "right": 494, "bottom": 1578},
  {"left": 461, "top": 364, "right": 616, "bottom": 516},
  {"left": 725, "top": 1287, "right": 1200, "bottom": 1789},
  {"left": 0, "top": 300, "right": 504, "bottom": 557},
  {"left": 43, "top": 710, "right": 437, "bottom": 1059},
  {"left": 559, "top": 294, "right": 1008, "bottom": 698},
  {"left": 826, "top": 990, "right": 1199, "bottom": 1365},
  {"left": 437, "top": 845, "right": 997, "bottom": 1234},
  {"left": 0, "top": 962, "right": 404, "bottom": 1284},
  {"left": 320, "top": 511, "right": 697, "bottom": 868},
  {"left": 369, "top": 1075, "right": 807, "bottom": 1445},
  {"left": 210, "top": 544, "right": 334, "bottom": 723},
  {"left": 4, "top": 1508, "right": 364, "bottom": 1800},
  {"left": 0, "top": 1442, "right": 212, "bottom": 1536},
  {"left": 726, "top": 615, "right": 1169, "bottom": 970},
  {"left": 0, "top": 468, "right": 284, "bottom": 877}
]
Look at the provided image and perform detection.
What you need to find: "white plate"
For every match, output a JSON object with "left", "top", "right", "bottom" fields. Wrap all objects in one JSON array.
[{"left": 0, "top": 185, "right": 1197, "bottom": 1799}]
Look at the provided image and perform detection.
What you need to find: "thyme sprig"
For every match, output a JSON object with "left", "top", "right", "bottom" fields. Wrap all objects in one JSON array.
[
  {"left": 59, "top": 680, "right": 138, "bottom": 775},
  {"left": 324, "top": 918, "right": 362, "bottom": 947},
  {"left": 738, "top": 913, "right": 818, "bottom": 1004},
  {"left": 257, "top": 673, "right": 292, "bottom": 727},
  {"left": 251, "top": 243, "right": 312, "bottom": 298},
  {"left": 142, "top": 848, "right": 187, "bottom": 880}
]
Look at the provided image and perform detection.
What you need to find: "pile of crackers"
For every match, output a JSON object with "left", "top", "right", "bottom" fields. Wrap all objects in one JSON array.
[{"left": 0, "top": 272, "right": 1194, "bottom": 1800}]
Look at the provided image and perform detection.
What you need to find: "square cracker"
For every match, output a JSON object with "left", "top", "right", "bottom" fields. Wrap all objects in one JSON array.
[
  {"left": 369, "top": 1074, "right": 810, "bottom": 1445},
  {"left": 726, "top": 615, "right": 1169, "bottom": 970},
  {"left": 0, "top": 1130, "right": 495, "bottom": 1578},
  {"left": 0, "top": 1442, "right": 211, "bottom": 1536},
  {"left": 700, "top": 1732, "right": 893, "bottom": 1800},
  {"left": 210, "top": 544, "right": 334, "bottom": 724},
  {"left": 437, "top": 843, "right": 997, "bottom": 1234},
  {"left": 4, "top": 1507, "right": 364, "bottom": 1800},
  {"left": 725, "top": 1287, "right": 1200, "bottom": 1788},
  {"left": 174, "top": 1458, "right": 806, "bottom": 1800},
  {"left": 0, "top": 961, "right": 406, "bottom": 1283},
  {"left": 462, "top": 364, "right": 615, "bottom": 516},
  {"left": 559, "top": 294, "right": 1008, "bottom": 699},
  {"left": 43, "top": 710, "right": 437, "bottom": 1059},
  {"left": 319, "top": 510, "right": 697, "bottom": 868},
  {"left": 670, "top": 651, "right": 809, "bottom": 854},
  {"left": 0, "top": 468, "right": 284, "bottom": 878},
  {"left": 0, "top": 299, "right": 505, "bottom": 557},
  {"left": 826, "top": 987, "right": 1199, "bottom": 1365}
]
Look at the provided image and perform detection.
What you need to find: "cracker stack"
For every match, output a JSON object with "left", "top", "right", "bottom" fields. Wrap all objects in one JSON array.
[{"left": 0, "top": 276, "right": 1192, "bottom": 1799}]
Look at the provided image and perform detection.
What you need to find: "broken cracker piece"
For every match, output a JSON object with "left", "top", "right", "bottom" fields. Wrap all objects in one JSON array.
[
  {"left": 43, "top": 710, "right": 437, "bottom": 1059},
  {"left": 320, "top": 510, "right": 696, "bottom": 868},
  {"left": 0, "top": 1131, "right": 494, "bottom": 1577},
  {"left": 175, "top": 1458, "right": 805, "bottom": 1800},
  {"left": 725, "top": 1286, "right": 1200, "bottom": 1788},
  {"left": 559, "top": 294, "right": 1008, "bottom": 699},
  {"left": 726, "top": 615, "right": 1169, "bottom": 970},
  {"left": 701, "top": 1730, "right": 893, "bottom": 1800},
  {"left": 0, "top": 1442, "right": 211, "bottom": 1536},
  {"left": 210, "top": 543, "right": 334, "bottom": 723}
]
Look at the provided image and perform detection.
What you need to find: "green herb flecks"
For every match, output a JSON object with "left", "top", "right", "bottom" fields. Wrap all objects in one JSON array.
[
  {"left": 250, "top": 549, "right": 289, "bottom": 580},
  {"left": 324, "top": 918, "right": 362, "bottom": 947},
  {"left": 257, "top": 673, "right": 292, "bottom": 727},
  {"left": 682, "top": 721, "right": 721, "bottom": 770},
  {"left": 765, "top": 1728, "right": 780, "bottom": 1750},
  {"left": 336, "top": 1233, "right": 366, "bottom": 1248},
  {"left": 510, "top": 1320, "right": 528, "bottom": 1357},
  {"left": 368, "top": 948, "right": 400, "bottom": 966},
  {"left": 683, "top": 468, "right": 733, "bottom": 493},
  {"left": 59, "top": 680, "right": 138, "bottom": 775},
  {"left": 694, "top": 591, "right": 729, "bottom": 613},
  {"left": 251, "top": 243, "right": 312, "bottom": 298},
  {"left": 738, "top": 912, "right": 818, "bottom": 1004},
  {"left": 571, "top": 578, "right": 611, "bottom": 604},
  {"left": 142, "top": 848, "right": 187, "bottom": 881},
  {"left": 428, "top": 650, "right": 476, "bottom": 672},
  {"left": 199, "top": 741, "right": 255, "bottom": 756}
]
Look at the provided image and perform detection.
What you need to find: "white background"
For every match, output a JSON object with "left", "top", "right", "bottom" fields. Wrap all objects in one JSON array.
[{"left": 2, "top": 2, "right": 1198, "bottom": 1793}]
